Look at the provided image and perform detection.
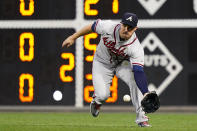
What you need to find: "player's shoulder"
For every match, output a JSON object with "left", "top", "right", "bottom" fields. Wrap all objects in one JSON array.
[
  {"left": 127, "top": 33, "right": 141, "bottom": 47},
  {"left": 99, "top": 19, "right": 117, "bottom": 26},
  {"left": 97, "top": 19, "right": 119, "bottom": 34},
  {"left": 127, "top": 33, "right": 144, "bottom": 55}
]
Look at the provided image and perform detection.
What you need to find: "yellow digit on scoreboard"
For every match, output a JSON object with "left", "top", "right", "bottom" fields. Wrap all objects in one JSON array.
[
  {"left": 19, "top": 0, "right": 34, "bottom": 16},
  {"left": 84, "top": 75, "right": 118, "bottom": 103},
  {"left": 19, "top": 32, "right": 34, "bottom": 62},
  {"left": 112, "top": 0, "right": 119, "bottom": 14},
  {"left": 106, "top": 76, "right": 118, "bottom": 103},
  {"left": 60, "top": 53, "right": 75, "bottom": 82},
  {"left": 84, "top": 0, "right": 99, "bottom": 16},
  {"left": 84, "top": 33, "right": 98, "bottom": 62},
  {"left": 19, "top": 73, "right": 34, "bottom": 102}
]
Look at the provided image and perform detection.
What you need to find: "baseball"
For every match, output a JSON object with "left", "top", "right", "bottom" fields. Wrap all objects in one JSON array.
[
  {"left": 53, "top": 90, "right": 63, "bottom": 101},
  {"left": 123, "top": 94, "right": 131, "bottom": 102}
]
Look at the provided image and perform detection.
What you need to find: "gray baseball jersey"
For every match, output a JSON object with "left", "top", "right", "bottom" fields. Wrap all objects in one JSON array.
[{"left": 93, "top": 19, "right": 144, "bottom": 68}]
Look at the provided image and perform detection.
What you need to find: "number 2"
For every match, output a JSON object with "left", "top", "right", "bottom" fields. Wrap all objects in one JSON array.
[{"left": 59, "top": 53, "right": 75, "bottom": 82}]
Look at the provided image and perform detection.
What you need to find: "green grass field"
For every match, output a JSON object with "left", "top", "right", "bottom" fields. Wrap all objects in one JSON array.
[{"left": 0, "top": 112, "right": 196, "bottom": 131}]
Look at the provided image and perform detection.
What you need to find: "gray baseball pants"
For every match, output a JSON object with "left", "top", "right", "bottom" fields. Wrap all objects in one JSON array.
[{"left": 92, "top": 59, "right": 148, "bottom": 123}]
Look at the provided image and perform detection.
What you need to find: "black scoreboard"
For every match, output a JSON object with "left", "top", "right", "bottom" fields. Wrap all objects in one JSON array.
[
  {"left": 0, "top": 0, "right": 197, "bottom": 105},
  {"left": 0, "top": 0, "right": 76, "bottom": 105}
]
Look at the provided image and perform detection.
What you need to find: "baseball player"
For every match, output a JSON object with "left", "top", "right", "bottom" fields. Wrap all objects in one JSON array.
[{"left": 62, "top": 12, "right": 153, "bottom": 127}]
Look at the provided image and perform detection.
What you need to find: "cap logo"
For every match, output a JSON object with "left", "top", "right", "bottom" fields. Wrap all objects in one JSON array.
[{"left": 126, "top": 16, "right": 133, "bottom": 22}]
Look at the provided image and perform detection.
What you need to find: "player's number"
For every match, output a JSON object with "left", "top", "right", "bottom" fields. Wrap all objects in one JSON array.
[
  {"left": 84, "top": 33, "right": 97, "bottom": 62},
  {"left": 19, "top": 0, "right": 34, "bottom": 16},
  {"left": 60, "top": 53, "right": 75, "bottom": 82},
  {"left": 84, "top": 0, "right": 119, "bottom": 16},
  {"left": 19, "top": 73, "right": 34, "bottom": 102},
  {"left": 19, "top": 32, "right": 34, "bottom": 62}
]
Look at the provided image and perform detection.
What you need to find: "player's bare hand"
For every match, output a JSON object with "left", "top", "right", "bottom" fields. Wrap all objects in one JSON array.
[{"left": 62, "top": 36, "right": 75, "bottom": 48}]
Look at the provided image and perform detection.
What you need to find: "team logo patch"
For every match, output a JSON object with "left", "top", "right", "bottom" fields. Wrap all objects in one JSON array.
[
  {"left": 141, "top": 32, "right": 183, "bottom": 95},
  {"left": 126, "top": 16, "right": 133, "bottom": 22}
]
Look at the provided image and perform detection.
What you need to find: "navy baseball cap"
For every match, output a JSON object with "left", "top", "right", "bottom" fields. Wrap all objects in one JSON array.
[{"left": 121, "top": 12, "right": 138, "bottom": 27}]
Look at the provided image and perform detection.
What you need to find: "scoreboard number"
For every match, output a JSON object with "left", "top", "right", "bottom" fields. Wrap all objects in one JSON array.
[
  {"left": 59, "top": 53, "right": 75, "bottom": 82},
  {"left": 19, "top": 32, "right": 34, "bottom": 62},
  {"left": 84, "top": 33, "right": 97, "bottom": 62},
  {"left": 84, "top": 0, "right": 119, "bottom": 16},
  {"left": 19, "top": 73, "right": 34, "bottom": 102},
  {"left": 84, "top": 0, "right": 99, "bottom": 16},
  {"left": 19, "top": 0, "right": 34, "bottom": 16},
  {"left": 112, "top": 0, "right": 119, "bottom": 14}
]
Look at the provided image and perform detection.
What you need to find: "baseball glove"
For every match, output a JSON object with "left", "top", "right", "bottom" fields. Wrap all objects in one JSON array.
[{"left": 141, "top": 91, "right": 160, "bottom": 113}]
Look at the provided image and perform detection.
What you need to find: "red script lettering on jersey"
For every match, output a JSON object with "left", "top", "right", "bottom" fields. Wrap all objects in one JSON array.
[{"left": 103, "top": 37, "right": 127, "bottom": 57}]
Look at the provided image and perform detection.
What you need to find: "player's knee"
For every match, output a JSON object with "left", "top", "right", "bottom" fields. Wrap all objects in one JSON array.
[{"left": 97, "top": 91, "right": 110, "bottom": 101}]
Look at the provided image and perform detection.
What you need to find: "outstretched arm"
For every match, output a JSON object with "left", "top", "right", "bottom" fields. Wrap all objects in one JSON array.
[
  {"left": 62, "top": 24, "right": 93, "bottom": 48},
  {"left": 133, "top": 65, "right": 149, "bottom": 95}
]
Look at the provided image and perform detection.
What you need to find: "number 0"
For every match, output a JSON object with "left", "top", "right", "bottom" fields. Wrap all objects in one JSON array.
[
  {"left": 19, "top": 73, "right": 34, "bottom": 102},
  {"left": 19, "top": 0, "right": 34, "bottom": 16},
  {"left": 19, "top": 32, "right": 34, "bottom": 62}
]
